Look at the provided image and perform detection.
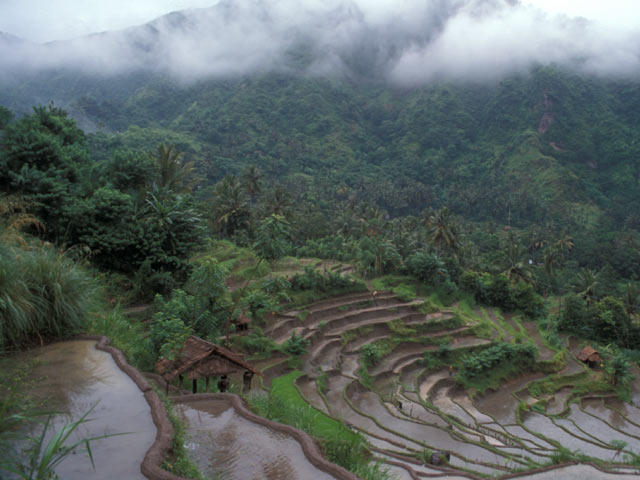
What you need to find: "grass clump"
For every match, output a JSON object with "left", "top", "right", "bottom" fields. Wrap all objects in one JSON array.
[{"left": 0, "top": 244, "right": 97, "bottom": 350}]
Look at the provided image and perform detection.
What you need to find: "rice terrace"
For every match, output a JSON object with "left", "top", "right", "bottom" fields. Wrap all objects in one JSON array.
[{"left": 3, "top": 0, "right": 640, "bottom": 478}]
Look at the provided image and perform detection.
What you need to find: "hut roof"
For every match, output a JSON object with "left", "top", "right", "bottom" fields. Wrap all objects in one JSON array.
[
  {"left": 155, "top": 336, "right": 260, "bottom": 381},
  {"left": 236, "top": 314, "right": 251, "bottom": 325},
  {"left": 577, "top": 346, "right": 603, "bottom": 363}
]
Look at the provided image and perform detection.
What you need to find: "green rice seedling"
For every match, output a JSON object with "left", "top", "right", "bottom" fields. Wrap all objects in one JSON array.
[{"left": 2, "top": 405, "right": 126, "bottom": 480}]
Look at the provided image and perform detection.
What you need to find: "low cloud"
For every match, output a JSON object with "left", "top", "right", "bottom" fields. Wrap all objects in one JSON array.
[{"left": 1, "top": 0, "right": 639, "bottom": 84}]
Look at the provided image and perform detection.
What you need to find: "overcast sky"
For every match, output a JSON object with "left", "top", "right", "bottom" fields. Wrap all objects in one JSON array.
[{"left": 0, "top": 0, "right": 638, "bottom": 43}]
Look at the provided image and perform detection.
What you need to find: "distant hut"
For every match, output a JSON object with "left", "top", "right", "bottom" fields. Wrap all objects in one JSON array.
[
  {"left": 577, "top": 346, "right": 603, "bottom": 368},
  {"left": 156, "top": 335, "right": 261, "bottom": 394}
]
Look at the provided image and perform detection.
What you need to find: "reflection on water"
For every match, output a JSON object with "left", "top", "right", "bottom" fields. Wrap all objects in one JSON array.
[
  {"left": 14, "top": 340, "right": 155, "bottom": 480},
  {"left": 178, "top": 400, "right": 336, "bottom": 480}
]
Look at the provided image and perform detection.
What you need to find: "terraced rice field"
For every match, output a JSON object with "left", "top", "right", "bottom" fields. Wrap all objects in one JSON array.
[{"left": 256, "top": 291, "right": 640, "bottom": 479}]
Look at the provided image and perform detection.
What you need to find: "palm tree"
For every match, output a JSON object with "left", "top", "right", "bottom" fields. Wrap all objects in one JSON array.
[
  {"left": 263, "top": 186, "right": 293, "bottom": 218},
  {"left": 573, "top": 268, "right": 599, "bottom": 305},
  {"left": 503, "top": 240, "right": 535, "bottom": 285},
  {"left": 426, "top": 207, "right": 459, "bottom": 255},
  {"left": 241, "top": 165, "right": 262, "bottom": 205},
  {"left": 150, "top": 144, "right": 199, "bottom": 193},
  {"left": 213, "top": 176, "right": 250, "bottom": 237},
  {"left": 358, "top": 206, "right": 385, "bottom": 238}
]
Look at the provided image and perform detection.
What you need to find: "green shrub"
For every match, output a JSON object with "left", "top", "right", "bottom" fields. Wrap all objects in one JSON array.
[
  {"left": 360, "top": 343, "right": 384, "bottom": 367},
  {"left": 290, "top": 266, "right": 355, "bottom": 292},
  {"left": 458, "top": 342, "right": 537, "bottom": 382},
  {"left": 283, "top": 332, "right": 309, "bottom": 356},
  {"left": 461, "top": 269, "right": 544, "bottom": 318},
  {"left": 234, "top": 328, "right": 278, "bottom": 356},
  {"left": 405, "top": 251, "right": 445, "bottom": 283}
]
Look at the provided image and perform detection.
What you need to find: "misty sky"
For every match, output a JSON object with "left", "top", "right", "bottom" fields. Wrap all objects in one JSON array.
[
  {"left": 0, "top": 0, "right": 639, "bottom": 84},
  {"left": 0, "top": 0, "right": 637, "bottom": 43}
]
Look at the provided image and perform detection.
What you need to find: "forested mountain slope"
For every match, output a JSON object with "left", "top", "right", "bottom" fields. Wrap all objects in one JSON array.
[{"left": 3, "top": 65, "right": 638, "bottom": 229}]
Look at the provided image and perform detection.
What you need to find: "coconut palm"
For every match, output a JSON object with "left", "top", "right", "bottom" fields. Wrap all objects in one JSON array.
[
  {"left": 263, "top": 185, "right": 293, "bottom": 218},
  {"left": 426, "top": 207, "right": 460, "bottom": 255},
  {"left": 573, "top": 268, "right": 600, "bottom": 305},
  {"left": 241, "top": 165, "right": 262, "bottom": 205},
  {"left": 358, "top": 206, "right": 385, "bottom": 238},
  {"left": 503, "top": 240, "right": 535, "bottom": 285},
  {"left": 150, "top": 144, "right": 199, "bottom": 193},
  {"left": 213, "top": 176, "right": 250, "bottom": 237}
]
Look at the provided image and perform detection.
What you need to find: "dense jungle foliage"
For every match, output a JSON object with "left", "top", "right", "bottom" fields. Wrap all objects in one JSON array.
[{"left": 1, "top": 64, "right": 640, "bottom": 354}]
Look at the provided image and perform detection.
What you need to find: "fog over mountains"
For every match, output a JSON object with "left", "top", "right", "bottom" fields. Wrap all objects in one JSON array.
[{"left": 1, "top": 0, "right": 639, "bottom": 85}]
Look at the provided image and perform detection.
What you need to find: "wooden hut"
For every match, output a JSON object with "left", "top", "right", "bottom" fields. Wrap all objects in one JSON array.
[
  {"left": 156, "top": 335, "right": 261, "bottom": 394},
  {"left": 577, "top": 346, "right": 603, "bottom": 368}
]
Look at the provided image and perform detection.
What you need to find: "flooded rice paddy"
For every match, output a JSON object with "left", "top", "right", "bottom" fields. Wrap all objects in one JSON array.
[
  {"left": 13, "top": 340, "right": 155, "bottom": 480},
  {"left": 261, "top": 291, "right": 640, "bottom": 478},
  {"left": 177, "top": 399, "right": 335, "bottom": 480},
  {"left": 12, "top": 288, "right": 640, "bottom": 480}
]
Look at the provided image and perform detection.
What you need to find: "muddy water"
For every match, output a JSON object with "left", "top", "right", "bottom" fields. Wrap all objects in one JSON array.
[
  {"left": 178, "top": 400, "right": 335, "bottom": 480},
  {"left": 340, "top": 353, "right": 360, "bottom": 378},
  {"left": 523, "top": 412, "right": 616, "bottom": 458},
  {"left": 398, "top": 363, "right": 422, "bottom": 390},
  {"left": 311, "top": 339, "right": 342, "bottom": 370},
  {"left": 296, "top": 376, "right": 330, "bottom": 414},
  {"left": 349, "top": 390, "right": 508, "bottom": 473},
  {"left": 564, "top": 404, "right": 638, "bottom": 445},
  {"left": 452, "top": 394, "right": 493, "bottom": 424},
  {"left": 475, "top": 373, "right": 544, "bottom": 424},
  {"left": 418, "top": 369, "right": 450, "bottom": 400},
  {"left": 599, "top": 397, "right": 640, "bottom": 432},
  {"left": 517, "top": 464, "right": 640, "bottom": 479},
  {"left": 431, "top": 383, "right": 476, "bottom": 425},
  {"left": 18, "top": 340, "right": 155, "bottom": 480},
  {"left": 545, "top": 387, "right": 572, "bottom": 415}
]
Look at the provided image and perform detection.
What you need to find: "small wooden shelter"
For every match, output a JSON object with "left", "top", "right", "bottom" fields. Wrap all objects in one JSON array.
[
  {"left": 577, "top": 346, "right": 603, "bottom": 368},
  {"left": 156, "top": 335, "right": 260, "bottom": 393}
]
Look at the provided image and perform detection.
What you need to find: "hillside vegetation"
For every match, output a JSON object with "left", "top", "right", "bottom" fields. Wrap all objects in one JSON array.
[{"left": 2, "top": 63, "right": 640, "bottom": 478}]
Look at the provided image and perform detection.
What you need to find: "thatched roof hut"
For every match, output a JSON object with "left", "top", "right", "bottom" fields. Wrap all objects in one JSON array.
[
  {"left": 577, "top": 346, "right": 603, "bottom": 367},
  {"left": 155, "top": 336, "right": 261, "bottom": 384}
]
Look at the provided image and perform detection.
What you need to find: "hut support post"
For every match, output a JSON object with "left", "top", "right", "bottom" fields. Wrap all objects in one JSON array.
[
  {"left": 206, "top": 377, "right": 210, "bottom": 392},
  {"left": 192, "top": 378, "right": 198, "bottom": 394}
]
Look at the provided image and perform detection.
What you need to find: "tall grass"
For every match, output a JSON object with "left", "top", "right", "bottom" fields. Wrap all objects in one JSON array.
[
  {"left": 86, "top": 305, "right": 155, "bottom": 371},
  {"left": 0, "top": 243, "right": 95, "bottom": 350}
]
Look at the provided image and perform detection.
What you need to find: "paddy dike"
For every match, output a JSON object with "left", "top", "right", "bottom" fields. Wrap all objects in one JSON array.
[{"left": 260, "top": 291, "right": 640, "bottom": 479}]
